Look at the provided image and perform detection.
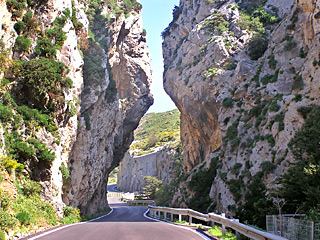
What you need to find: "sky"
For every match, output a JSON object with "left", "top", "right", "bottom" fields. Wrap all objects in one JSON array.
[{"left": 140, "top": 0, "right": 180, "bottom": 113}]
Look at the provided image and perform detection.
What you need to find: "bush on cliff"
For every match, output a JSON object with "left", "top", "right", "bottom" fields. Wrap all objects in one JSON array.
[{"left": 278, "top": 106, "right": 320, "bottom": 217}]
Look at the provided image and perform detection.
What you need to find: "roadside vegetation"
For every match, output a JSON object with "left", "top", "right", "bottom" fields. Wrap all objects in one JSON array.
[{"left": 108, "top": 167, "right": 118, "bottom": 185}]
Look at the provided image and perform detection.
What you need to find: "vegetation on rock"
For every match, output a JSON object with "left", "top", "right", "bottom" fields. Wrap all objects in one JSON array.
[{"left": 130, "top": 109, "right": 180, "bottom": 156}]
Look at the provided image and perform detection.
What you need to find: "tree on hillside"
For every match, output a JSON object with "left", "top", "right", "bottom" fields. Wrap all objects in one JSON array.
[
  {"left": 142, "top": 176, "right": 163, "bottom": 200},
  {"left": 278, "top": 106, "right": 320, "bottom": 217}
]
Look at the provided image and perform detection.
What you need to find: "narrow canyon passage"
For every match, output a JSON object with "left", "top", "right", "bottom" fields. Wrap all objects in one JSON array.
[{"left": 24, "top": 194, "right": 208, "bottom": 240}]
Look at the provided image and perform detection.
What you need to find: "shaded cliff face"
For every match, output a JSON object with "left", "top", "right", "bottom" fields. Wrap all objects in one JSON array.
[
  {"left": 163, "top": 0, "right": 320, "bottom": 218},
  {"left": 0, "top": 0, "right": 152, "bottom": 216},
  {"left": 65, "top": 6, "right": 153, "bottom": 214}
]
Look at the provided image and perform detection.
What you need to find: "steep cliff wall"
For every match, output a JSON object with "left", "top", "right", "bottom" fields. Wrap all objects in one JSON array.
[
  {"left": 163, "top": 0, "right": 320, "bottom": 223},
  {"left": 0, "top": 0, "right": 152, "bottom": 220},
  {"left": 117, "top": 147, "right": 179, "bottom": 192}
]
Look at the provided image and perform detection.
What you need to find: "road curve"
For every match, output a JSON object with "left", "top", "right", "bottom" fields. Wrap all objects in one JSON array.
[{"left": 24, "top": 189, "right": 209, "bottom": 240}]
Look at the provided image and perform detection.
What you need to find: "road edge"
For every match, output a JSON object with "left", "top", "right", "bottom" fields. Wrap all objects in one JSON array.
[
  {"left": 27, "top": 209, "right": 114, "bottom": 240},
  {"left": 143, "top": 209, "right": 212, "bottom": 240}
]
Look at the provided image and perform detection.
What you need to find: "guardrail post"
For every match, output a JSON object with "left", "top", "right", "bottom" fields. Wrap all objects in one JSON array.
[
  {"left": 210, "top": 220, "right": 215, "bottom": 227},
  {"left": 179, "top": 214, "right": 182, "bottom": 222},
  {"left": 164, "top": 212, "right": 167, "bottom": 220},
  {"left": 171, "top": 213, "right": 173, "bottom": 222},
  {"left": 222, "top": 213, "right": 226, "bottom": 236},
  {"left": 235, "top": 219, "right": 240, "bottom": 240},
  {"left": 189, "top": 216, "right": 192, "bottom": 225}
]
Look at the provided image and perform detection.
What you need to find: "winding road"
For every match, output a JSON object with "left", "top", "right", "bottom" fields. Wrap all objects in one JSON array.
[{"left": 24, "top": 185, "right": 211, "bottom": 240}]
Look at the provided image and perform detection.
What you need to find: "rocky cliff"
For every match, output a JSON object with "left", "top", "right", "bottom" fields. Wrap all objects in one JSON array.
[
  {"left": 117, "top": 109, "right": 181, "bottom": 193},
  {"left": 117, "top": 148, "right": 178, "bottom": 192},
  {"left": 0, "top": 0, "right": 152, "bottom": 221},
  {"left": 163, "top": 0, "right": 320, "bottom": 224}
]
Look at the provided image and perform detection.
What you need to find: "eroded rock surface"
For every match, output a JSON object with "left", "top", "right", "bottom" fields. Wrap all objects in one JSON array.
[{"left": 163, "top": 0, "right": 320, "bottom": 215}]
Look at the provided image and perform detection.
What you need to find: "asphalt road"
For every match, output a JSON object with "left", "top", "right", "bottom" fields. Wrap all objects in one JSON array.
[{"left": 25, "top": 186, "right": 209, "bottom": 240}]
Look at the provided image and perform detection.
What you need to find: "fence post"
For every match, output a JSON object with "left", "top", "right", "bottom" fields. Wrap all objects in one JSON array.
[
  {"left": 235, "top": 219, "right": 240, "bottom": 240},
  {"left": 179, "top": 214, "right": 182, "bottom": 222},
  {"left": 171, "top": 213, "right": 173, "bottom": 222},
  {"left": 189, "top": 216, "right": 192, "bottom": 225},
  {"left": 312, "top": 221, "right": 315, "bottom": 240},
  {"left": 222, "top": 213, "right": 226, "bottom": 236}
]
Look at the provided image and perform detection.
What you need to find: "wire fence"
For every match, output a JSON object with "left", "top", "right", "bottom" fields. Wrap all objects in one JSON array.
[{"left": 266, "top": 215, "right": 319, "bottom": 240}]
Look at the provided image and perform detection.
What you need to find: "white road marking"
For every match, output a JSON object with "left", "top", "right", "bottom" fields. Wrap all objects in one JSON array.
[
  {"left": 27, "top": 209, "right": 114, "bottom": 240},
  {"left": 143, "top": 209, "right": 212, "bottom": 240}
]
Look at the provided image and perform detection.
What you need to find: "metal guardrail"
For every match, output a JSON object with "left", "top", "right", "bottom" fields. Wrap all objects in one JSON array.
[{"left": 148, "top": 205, "right": 288, "bottom": 240}]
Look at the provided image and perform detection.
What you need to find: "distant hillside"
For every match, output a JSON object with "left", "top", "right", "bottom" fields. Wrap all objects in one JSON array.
[{"left": 130, "top": 109, "right": 180, "bottom": 156}]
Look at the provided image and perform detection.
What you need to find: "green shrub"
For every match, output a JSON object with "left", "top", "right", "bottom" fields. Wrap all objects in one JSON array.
[
  {"left": 299, "top": 47, "right": 307, "bottom": 58},
  {"left": 278, "top": 106, "right": 320, "bottom": 214},
  {"left": 292, "top": 74, "right": 304, "bottom": 90},
  {"left": 143, "top": 176, "right": 163, "bottom": 200},
  {"left": 236, "top": 171, "right": 275, "bottom": 228},
  {"left": 248, "top": 36, "right": 268, "bottom": 60},
  {"left": 222, "top": 97, "right": 233, "bottom": 108},
  {"left": 260, "top": 161, "right": 276, "bottom": 174},
  {"left": 0, "top": 104, "right": 13, "bottom": 122},
  {"left": 15, "top": 36, "right": 31, "bottom": 52},
  {"left": 260, "top": 69, "right": 279, "bottom": 85},
  {"left": 13, "top": 21, "right": 25, "bottom": 34},
  {"left": 265, "top": 134, "right": 275, "bottom": 147},
  {"left": 268, "top": 54, "right": 277, "bottom": 70},
  {"left": 17, "top": 105, "right": 58, "bottom": 134},
  {"left": 6, "top": 0, "right": 27, "bottom": 19},
  {"left": 269, "top": 101, "right": 280, "bottom": 112},
  {"left": 0, "top": 231, "right": 5, "bottom": 240},
  {"left": 238, "top": 12, "right": 264, "bottom": 33},
  {"left": 294, "top": 94, "right": 302, "bottom": 102},
  {"left": 71, "top": 8, "right": 83, "bottom": 32},
  {"left": 22, "top": 11, "right": 38, "bottom": 29},
  {"left": 27, "top": 138, "right": 55, "bottom": 163},
  {"left": 227, "top": 121, "right": 239, "bottom": 140},
  {"left": 0, "top": 194, "right": 11, "bottom": 211},
  {"left": 203, "top": 67, "right": 218, "bottom": 77},
  {"left": 16, "top": 58, "right": 71, "bottom": 109},
  {"left": 45, "top": 27, "right": 67, "bottom": 49},
  {"left": 60, "top": 206, "right": 81, "bottom": 224},
  {"left": 227, "top": 179, "right": 244, "bottom": 202},
  {"left": 16, "top": 211, "right": 31, "bottom": 225},
  {"left": 13, "top": 195, "right": 57, "bottom": 226},
  {"left": 297, "top": 106, "right": 313, "bottom": 119},
  {"left": 22, "top": 180, "right": 43, "bottom": 197},
  {"left": 60, "top": 164, "right": 70, "bottom": 181},
  {"left": 231, "top": 163, "right": 243, "bottom": 175},
  {"left": 2, "top": 156, "right": 23, "bottom": 174},
  {"left": 0, "top": 208, "right": 18, "bottom": 231},
  {"left": 142, "top": 28, "right": 147, "bottom": 36},
  {"left": 0, "top": 173, "right": 3, "bottom": 184},
  {"left": 187, "top": 157, "right": 221, "bottom": 212},
  {"left": 83, "top": 112, "right": 91, "bottom": 130},
  {"left": 35, "top": 37, "right": 56, "bottom": 58},
  {"left": 203, "top": 13, "right": 229, "bottom": 34},
  {"left": 284, "top": 40, "right": 297, "bottom": 51}
]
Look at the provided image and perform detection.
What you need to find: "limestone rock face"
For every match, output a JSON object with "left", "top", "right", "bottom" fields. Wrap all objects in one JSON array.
[
  {"left": 64, "top": 10, "right": 153, "bottom": 215},
  {"left": 163, "top": 0, "right": 320, "bottom": 215},
  {"left": 117, "top": 148, "right": 177, "bottom": 192},
  {"left": 0, "top": 0, "right": 152, "bottom": 215}
]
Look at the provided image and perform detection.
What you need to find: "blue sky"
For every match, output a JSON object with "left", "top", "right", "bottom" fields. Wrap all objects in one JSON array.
[{"left": 140, "top": 0, "right": 180, "bottom": 113}]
